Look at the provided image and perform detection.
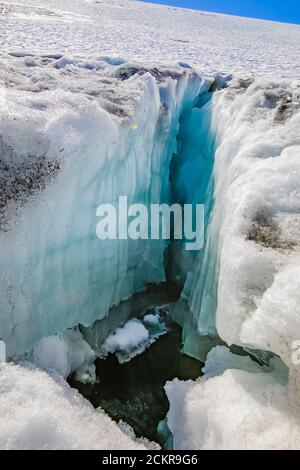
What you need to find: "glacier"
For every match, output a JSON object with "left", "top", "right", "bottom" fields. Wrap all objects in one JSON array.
[
  {"left": 164, "top": 77, "right": 300, "bottom": 449},
  {"left": 2, "top": 0, "right": 300, "bottom": 78},
  {"left": 176, "top": 76, "right": 300, "bottom": 361},
  {"left": 0, "top": 52, "right": 211, "bottom": 358},
  {"left": 1, "top": 0, "right": 300, "bottom": 451},
  {"left": 1, "top": 55, "right": 300, "bottom": 450}
]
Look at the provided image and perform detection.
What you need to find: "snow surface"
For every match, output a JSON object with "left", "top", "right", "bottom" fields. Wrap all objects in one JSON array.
[
  {"left": 0, "top": 0, "right": 300, "bottom": 451},
  {"left": 1, "top": 0, "right": 300, "bottom": 78},
  {"left": 165, "top": 347, "right": 298, "bottom": 450},
  {"left": 213, "top": 77, "right": 300, "bottom": 361},
  {"left": 0, "top": 362, "right": 156, "bottom": 450},
  {"left": 165, "top": 365, "right": 300, "bottom": 450},
  {"left": 167, "top": 76, "right": 300, "bottom": 450}
]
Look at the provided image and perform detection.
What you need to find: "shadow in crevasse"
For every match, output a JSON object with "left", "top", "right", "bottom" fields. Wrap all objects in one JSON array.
[{"left": 69, "top": 322, "right": 203, "bottom": 446}]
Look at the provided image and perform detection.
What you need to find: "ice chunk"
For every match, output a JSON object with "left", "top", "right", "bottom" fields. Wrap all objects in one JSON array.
[
  {"left": 33, "top": 328, "right": 96, "bottom": 384},
  {"left": 0, "top": 363, "right": 156, "bottom": 450},
  {"left": 165, "top": 368, "right": 300, "bottom": 450},
  {"left": 240, "top": 261, "right": 300, "bottom": 384},
  {"left": 24, "top": 56, "right": 37, "bottom": 67},
  {"left": 53, "top": 56, "right": 75, "bottom": 69},
  {"left": 143, "top": 313, "right": 161, "bottom": 326},
  {"left": 202, "top": 345, "right": 262, "bottom": 377},
  {"left": 157, "top": 418, "right": 173, "bottom": 450},
  {"left": 100, "top": 313, "right": 168, "bottom": 364},
  {"left": 101, "top": 319, "right": 150, "bottom": 361},
  {"left": 143, "top": 308, "right": 168, "bottom": 339}
]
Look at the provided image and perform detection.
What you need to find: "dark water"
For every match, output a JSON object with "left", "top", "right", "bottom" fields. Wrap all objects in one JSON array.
[{"left": 69, "top": 323, "right": 202, "bottom": 445}]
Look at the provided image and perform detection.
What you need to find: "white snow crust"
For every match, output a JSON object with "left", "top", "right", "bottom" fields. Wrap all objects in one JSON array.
[
  {"left": 0, "top": 362, "right": 156, "bottom": 450},
  {"left": 0, "top": 0, "right": 300, "bottom": 451},
  {"left": 165, "top": 364, "right": 300, "bottom": 450},
  {"left": 100, "top": 313, "right": 167, "bottom": 363},
  {"left": 167, "top": 77, "right": 300, "bottom": 450},
  {"left": 1, "top": 0, "right": 300, "bottom": 78}
]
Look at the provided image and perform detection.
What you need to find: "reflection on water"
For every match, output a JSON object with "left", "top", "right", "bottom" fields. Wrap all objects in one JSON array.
[{"left": 69, "top": 322, "right": 202, "bottom": 445}]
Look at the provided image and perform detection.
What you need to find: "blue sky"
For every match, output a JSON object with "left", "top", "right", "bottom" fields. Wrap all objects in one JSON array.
[{"left": 140, "top": 1, "right": 300, "bottom": 25}]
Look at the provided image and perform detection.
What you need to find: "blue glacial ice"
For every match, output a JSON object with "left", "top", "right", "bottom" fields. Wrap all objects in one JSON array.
[{"left": 0, "top": 55, "right": 212, "bottom": 358}]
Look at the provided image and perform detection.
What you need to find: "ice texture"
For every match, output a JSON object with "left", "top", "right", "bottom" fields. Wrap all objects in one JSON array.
[
  {"left": 165, "top": 366, "right": 300, "bottom": 450},
  {"left": 1, "top": 0, "right": 300, "bottom": 451},
  {"left": 214, "top": 78, "right": 300, "bottom": 363},
  {"left": 33, "top": 327, "right": 96, "bottom": 383},
  {"left": 0, "top": 362, "right": 157, "bottom": 450},
  {"left": 2, "top": 0, "right": 300, "bottom": 78},
  {"left": 0, "top": 53, "right": 208, "bottom": 357},
  {"left": 165, "top": 77, "right": 300, "bottom": 450},
  {"left": 100, "top": 313, "right": 167, "bottom": 363},
  {"left": 180, "top": 77, "right": 300, "bottom": 365}
]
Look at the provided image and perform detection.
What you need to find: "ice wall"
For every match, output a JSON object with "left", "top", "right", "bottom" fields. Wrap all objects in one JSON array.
[
  {"left": 179, "top": 77, "right": 300, "bottom": 366},
  {"left": 164, "top": 77, "right": 300, "bottom": 450},
  {"left": 170, "top": 86, "right": 220, "bottom": 361},
  {"left": 212, "top": 78, "right": 300, "bottom": 372},
  {"left": 0, "top": 54, "right": 209, "bottom": 357}
]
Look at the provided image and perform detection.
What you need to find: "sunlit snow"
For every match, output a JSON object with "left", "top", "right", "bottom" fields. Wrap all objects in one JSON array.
[{"left": 0, "top": 0, "right": 300, "bottom": 451}]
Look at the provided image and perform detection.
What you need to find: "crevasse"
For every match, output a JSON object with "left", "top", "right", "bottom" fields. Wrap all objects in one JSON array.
[
  {"left": 169, "top": 89, "right": 220, "bottom": 361},
  {"left": 0, "top": 60, "right": 212, "bottom": 358}
]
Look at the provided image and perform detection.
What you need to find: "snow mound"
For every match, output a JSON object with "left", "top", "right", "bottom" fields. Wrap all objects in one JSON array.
[
  {"left": 165, "top": 348, "right": 300, "bottom": 450},
  {"left": 0, "top": 2, "right": 88, "bottom": 21},
  {"left": 166, "top": 369, "right": 300, "bottom": 450},
  {"left": 33, "top": 328, "right": 96, "bottom": 384},
  {"left": 0, "top": 363, "right": 156, "bottom": 450}
]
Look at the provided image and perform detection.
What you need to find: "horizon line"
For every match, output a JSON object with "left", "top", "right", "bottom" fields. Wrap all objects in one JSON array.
[{"left": 137, "top": 0, "right": 300, "bottom": 27}]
